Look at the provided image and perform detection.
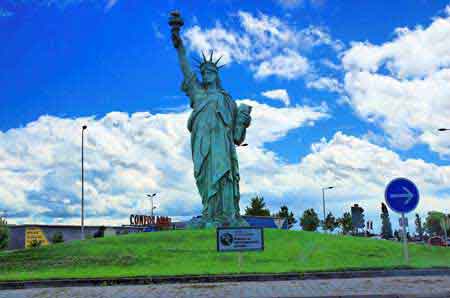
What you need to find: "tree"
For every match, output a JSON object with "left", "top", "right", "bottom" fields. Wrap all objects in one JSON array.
[
  {"left": 274, "top": 205, "right": 297, "bottom": 229},
  {"left": 52, "top": 232, "right": 64, "bottom": 244},
  {"left": 337, "top": 212, "right": 353, "bottom": 235},
  {"left": 94, "top": 226, "right": 106, "bottom": 238},
  {"left": 244, "top": 196, "right": 270, "bottom": 216},
  {"left": 394, "top": 230, "right": 401, "bottom": 241},
  {"left": 300, "top": 208, "right": 320, "bottom": 231},
  {"left": 0, "top": 219, "right": 8, "bottom": 250},
  {"left": 424, "top": 211, "right": 450, "bottom": 236},
  {"left": 322, "top": 212, "right": 338, "bottom": 232},
  {"left": 380, "top": 203, "right": 393, "bottom": 239},
  {"left": 415, "top": 213, "right": 424, "bottom": 240}
]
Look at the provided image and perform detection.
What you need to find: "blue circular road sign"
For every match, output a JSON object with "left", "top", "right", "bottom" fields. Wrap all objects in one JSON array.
[{"left": 385, "top": 178, "right": 420, "bottom": 214}]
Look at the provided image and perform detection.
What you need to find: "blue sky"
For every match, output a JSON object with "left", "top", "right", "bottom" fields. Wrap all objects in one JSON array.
[{"left": 1, "top": 0, "right": 450, "bottom": 232}]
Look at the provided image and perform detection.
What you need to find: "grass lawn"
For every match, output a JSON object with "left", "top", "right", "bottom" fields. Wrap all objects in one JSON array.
[{"left": 0, "top": 229, "right": 449, "bottom": 281}]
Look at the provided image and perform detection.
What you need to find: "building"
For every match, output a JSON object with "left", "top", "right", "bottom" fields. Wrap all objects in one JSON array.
[
  {"left": 6, "top": 224, "right": 143, "bottom": 250},
  {"left": 5, "top": 216, "right": 287, "bottom": 250}
]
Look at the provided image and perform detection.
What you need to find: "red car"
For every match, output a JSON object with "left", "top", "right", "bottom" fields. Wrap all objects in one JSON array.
[{"left": 428, "top": 236, "right": 447, "bottom": 247}]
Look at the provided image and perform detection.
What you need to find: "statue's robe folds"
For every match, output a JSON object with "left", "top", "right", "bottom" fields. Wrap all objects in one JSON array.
[{"left": 182, "top": 74, "right": 241, "bottom": 222}]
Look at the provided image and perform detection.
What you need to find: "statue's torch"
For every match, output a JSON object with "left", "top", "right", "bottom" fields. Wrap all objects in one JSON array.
[
  {"left": 169, "top": 10, "right": 184, "bottom": 35},
  {"left": 169, "top": 11, "right": 184, "bottom": 49}
]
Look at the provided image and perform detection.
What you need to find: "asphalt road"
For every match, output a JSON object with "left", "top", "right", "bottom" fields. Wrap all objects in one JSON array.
[{"left": 0, "top": 275, "right": 449, "bottom": 298}]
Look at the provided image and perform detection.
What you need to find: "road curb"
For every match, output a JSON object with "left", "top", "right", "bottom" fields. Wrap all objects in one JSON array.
[{"left": 0, "top": 268, "right": 449, "bottom": 290}]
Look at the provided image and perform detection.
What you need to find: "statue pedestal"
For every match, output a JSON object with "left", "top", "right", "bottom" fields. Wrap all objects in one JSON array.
[{"left": 186, "top": 215, "right": 249, "bottom": 229}]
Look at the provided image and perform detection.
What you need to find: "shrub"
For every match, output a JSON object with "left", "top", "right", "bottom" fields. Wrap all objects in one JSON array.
[
  {"left": 93, "top": 226, "right": 106, "bottom": 238},
  {"left": 52, "top": 232, "right": 64, "bottom": 244},
  {"left": 300, "top": 208, "right": 320, "bottom": 231},
  {"left": 0, "top": 222, "right": 9, "bottom": 250}
]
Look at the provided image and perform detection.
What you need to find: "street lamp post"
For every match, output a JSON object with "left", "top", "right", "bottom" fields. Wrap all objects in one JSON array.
[
  {"left": 81, "top": 125, "right": 87, "bottom": 240},
  {"left": 147, "top": 193, "right": 157, "bottom": 218},
  {"left": 322, "top": 186, "right": 334, "bottom": 231},
  {"left": 437, "top": 128, "right": 449, "bottom": 245}
]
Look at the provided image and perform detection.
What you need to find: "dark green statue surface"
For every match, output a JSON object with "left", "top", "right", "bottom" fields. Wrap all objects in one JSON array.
[{"left": 169, "top": 11, "right": 251, "bottom": 228}]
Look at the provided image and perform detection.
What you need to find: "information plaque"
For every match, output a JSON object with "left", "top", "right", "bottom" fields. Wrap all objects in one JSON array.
[{"left": 216, "top": 227, "right": 264, "bottom": 252}]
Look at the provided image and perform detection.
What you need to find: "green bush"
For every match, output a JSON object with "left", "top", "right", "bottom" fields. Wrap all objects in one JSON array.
[
  {"left": 51, "top": 232, "right": 64, "bottom": 244},
  {"left": 0, "top": 222, "right": 9, "bottom": 250}
]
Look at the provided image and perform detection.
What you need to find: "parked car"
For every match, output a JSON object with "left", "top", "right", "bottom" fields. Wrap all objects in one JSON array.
[{"left": 428, "top": 236, "right": 446, "bottom": 247}]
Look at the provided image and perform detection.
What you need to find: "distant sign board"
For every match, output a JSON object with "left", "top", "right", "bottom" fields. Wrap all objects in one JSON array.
[
  {"left": 217, "top": 227, "right": 264, "bottom": 252},
  {"left": 25, "top": 227, "right": 49, "bottom": 248},
  {"left": 351, "top": 204, "right": 365, "bottom": 229},
  {"left": 129, "top": 215, "right": 171, "bottom": 227}
]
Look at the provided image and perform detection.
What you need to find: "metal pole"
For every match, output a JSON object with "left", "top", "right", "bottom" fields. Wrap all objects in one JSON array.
[
  {"left": 442, "top": 218, "right": 448, "bottom": 246},
  {"left": 401, "top": 213, "right": 409, "bottom": 264},
  {"left": 81, "top": 125, "right": 87, "bottom": 240},
  {"left": 322, "top": 188, "right": 326, "bottom": 229},
  {"left": 151, "top": 195, "right": 154, "bottom": 218},
  {"left": 147, "top": 193, "right": 157, "bottom": 224}
]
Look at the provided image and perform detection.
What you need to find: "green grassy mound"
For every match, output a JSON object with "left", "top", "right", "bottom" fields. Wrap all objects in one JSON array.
[{"left": 0, "top": 229, "right": 449, "bottom": 281}]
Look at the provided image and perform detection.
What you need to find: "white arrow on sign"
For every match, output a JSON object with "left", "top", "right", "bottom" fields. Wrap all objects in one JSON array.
[{"left": 390, "top": 186, "right": 413, "bottom": 205}]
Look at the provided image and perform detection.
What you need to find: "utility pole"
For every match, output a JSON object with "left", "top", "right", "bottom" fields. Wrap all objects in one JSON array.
[
  {"left": 442, "top": 217, "right": 449, "bottom": 246},
  {"left": 321, "top": 186, "right": 334, "bottom": 232},
  {"left": 81, "top": 125, "right": 87, "bottom": 240},
  {"left": 147, "top": 193, "right": 157, "bottom": 219}
]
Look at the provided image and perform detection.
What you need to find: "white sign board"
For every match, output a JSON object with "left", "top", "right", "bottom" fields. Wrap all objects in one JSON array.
[{"left": 217, "top": 227, "right": 264, "bottom": 252}]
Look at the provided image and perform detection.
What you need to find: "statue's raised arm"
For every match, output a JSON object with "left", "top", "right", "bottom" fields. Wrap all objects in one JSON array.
[{"left": 169, "top": 11, "right": 194, "bottom": 80}]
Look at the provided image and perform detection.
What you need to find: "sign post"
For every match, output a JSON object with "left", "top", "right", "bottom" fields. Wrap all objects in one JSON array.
[
  {"left": 25, "top": 227, "right": 49, "bottom": 248},
  {"left": 217, "top": 227, "right": 264, "bottom": 273},
  {"left": 385, "top": 178, "right": 420, "bottom": 265},
  {"left": 217, "top": 227, "right": 264, "bottom": 252},
  {"left": 441, "top": 218, "right": 449, "bottom": 246},
  {"left": 401, "top": 212, "right": 409, "bottom": 263}
]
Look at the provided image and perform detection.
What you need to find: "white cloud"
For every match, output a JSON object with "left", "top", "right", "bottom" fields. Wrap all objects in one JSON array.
[
  {"left": 0, "top": 8, "right": 13, "bottom": 17},
  {"left": 342, "top": 10, "right": 450, "bottom": 156},
  {"left": 183, "top": 11, "right": 341, "bottom": 80},
  {"left": 239, "top": 131, "right": 450, "bottom": 233},
  {"left": 261, "top": 89, "right": 291, "bottom": 106},
  {"left": 276, "top": 0, "right": 303, "bottom": 9},
  {"left": 320, "top": 58, "right": 341, "bottom": 70},
  {"left": 152, "top": 22, "right": 164, "bottom": 40},
  {"left": 1, "top": 108, "right": 449, "bottom": 232},
  {"left": 104, "top": 0, "right": 118, "bottom": 11},
  {"left": 254, "top": 49, "right": 309, "bottom": 80},
  {"left": 343, "top": 15, "right": 450, "bottom": 78},
  {"left": 306, "top": 77, "right": 343, "bottom": 93},
  {"left": 0, "top": 100, "right": 328, "bottom": 224},
  {"left": 8, "top": 1, "right": 118, "bottom": 11},
  {"left": 275, "top": 0, "right": 326, "bottom": 9}
]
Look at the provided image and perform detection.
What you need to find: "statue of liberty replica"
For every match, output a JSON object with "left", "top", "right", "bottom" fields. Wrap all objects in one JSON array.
[{"left": 169, "top": 11, "right": 251, "bottom": 228}]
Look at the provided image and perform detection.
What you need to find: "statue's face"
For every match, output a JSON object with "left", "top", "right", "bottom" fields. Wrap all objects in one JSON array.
[{"left": 201, "top": 68, "right": 217, "bottom": 84}]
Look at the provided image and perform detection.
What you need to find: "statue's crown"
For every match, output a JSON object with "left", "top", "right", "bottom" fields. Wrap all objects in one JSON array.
[{"left": 196, "top": 50, "right": 224, "bottom": 73}]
